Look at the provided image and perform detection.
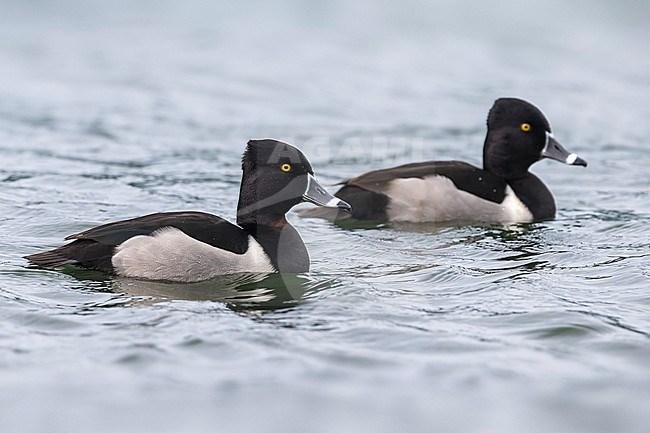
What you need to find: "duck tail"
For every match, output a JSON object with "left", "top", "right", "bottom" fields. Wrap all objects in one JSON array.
[
  {"left": 24, "top": 247, "right": 79, "bottom": 268},
  {"left": 24, "top": 239, "right": 115, "bottom": 272}
]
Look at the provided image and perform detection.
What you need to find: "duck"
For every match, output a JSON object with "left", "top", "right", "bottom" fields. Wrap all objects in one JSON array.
[
  {"left": 25, "top": 139, "right": 351, "bottom": 282},
  {"left": 300, "top": 98, "right": 586, "bottom": 223}
]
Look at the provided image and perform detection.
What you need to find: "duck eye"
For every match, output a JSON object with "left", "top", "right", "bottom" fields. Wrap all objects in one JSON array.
[
  {"left": 280, "top": 163, "right": 292, "bottom": 172},
  {"left": 521, "top": 123, "right": 531, "bottom": 132}
]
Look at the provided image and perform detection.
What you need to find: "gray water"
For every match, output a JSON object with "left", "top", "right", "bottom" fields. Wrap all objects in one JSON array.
[{"left": 1, "top": 1, "right": 649, "bottom": 432}]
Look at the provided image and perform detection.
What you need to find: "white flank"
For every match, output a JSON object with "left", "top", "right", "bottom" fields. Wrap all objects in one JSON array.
[
  {"left": 112, "top": 227, "right": 275, "bottom": 282},
  {"left": 384, "top": 176, "right": 534, "bottom": 223}
]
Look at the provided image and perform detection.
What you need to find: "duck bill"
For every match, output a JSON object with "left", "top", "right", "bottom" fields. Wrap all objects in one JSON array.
[
  {"left": 541, "top": 132, "right": 587, "bottom": 167},
  {"left": 303, "top": 174, "right": 351, "bottom": 212}
]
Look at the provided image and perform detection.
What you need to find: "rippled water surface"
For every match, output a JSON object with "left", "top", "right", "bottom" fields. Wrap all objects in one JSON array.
[{"left": 1, "top": 1, "right": 649, "bottom": 432}]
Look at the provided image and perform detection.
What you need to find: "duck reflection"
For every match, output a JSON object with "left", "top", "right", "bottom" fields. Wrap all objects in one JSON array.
[
  {"left": 111, "top": 272, "right": 325, "bottom": 311},
  {"left": 330, "top": 215, "right": 542, "bottom": 235},
  {"left": 59, "top": 266, "right": 331, "bottom": 312}
]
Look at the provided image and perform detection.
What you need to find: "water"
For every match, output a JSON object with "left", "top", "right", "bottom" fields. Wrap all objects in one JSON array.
[{"left": 1, "top": 1, "right": 649, "bottom": 432}]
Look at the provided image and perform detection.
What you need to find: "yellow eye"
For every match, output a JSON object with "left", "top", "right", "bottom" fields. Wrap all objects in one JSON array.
[
  {"left": 280, "top": 163, "right": 292, "bottom": 172},
  {"left": 521, "top": 123, "right": 531, "bottom": 132}
]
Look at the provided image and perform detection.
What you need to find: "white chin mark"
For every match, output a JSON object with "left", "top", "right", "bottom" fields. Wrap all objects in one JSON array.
[
  {"left": 566, "top": 153, "right": 578, "bottom": 164},
  {"left": 325, "top": 197, "right": 341, "bottom": 208}
]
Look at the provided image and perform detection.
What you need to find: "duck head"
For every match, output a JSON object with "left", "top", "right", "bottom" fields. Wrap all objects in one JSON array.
[
  {"left": 237, "top": 139, "right": 351, "bottom": 226},
  {"left": 483, "top": 98, "right": 587, "bottom": 180}
]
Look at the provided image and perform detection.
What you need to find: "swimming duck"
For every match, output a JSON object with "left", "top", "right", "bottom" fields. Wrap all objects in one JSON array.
[
  {"left": 25, "top": 139, "right": 351, "bottom": 282},
  {"left": 301, "top": 98, "right": 586, "bottom": 223}
]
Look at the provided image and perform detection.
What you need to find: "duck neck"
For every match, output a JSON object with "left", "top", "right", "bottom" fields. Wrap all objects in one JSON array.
[
  {"left": 507, "top": 172, "right": 556, "bottom": 220},
  {"left": 238, "top": 218, "right": 310, "bottom": 273},
  {"left": 483, "top": 133, "right": 534, "bottom": 180},
  {"left": 237, "top": 209, "right": 286, "bottom": 228},
  {"left": 236, "top": 176, "right": 294, "bottom": 227},
  {"left": 236, "top": 181, "right": 309, "bottom": 273}
]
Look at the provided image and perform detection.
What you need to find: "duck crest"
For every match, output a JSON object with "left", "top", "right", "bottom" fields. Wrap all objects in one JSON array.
[{"left": 243, "top": 139, "right": 313, "bottom": 171}]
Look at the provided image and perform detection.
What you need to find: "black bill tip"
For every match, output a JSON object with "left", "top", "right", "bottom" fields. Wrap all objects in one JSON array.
[
  {"left": 337, "top": 199, "right": 352, "bottom": 213},
  {"left": 566, "top": 153, "right": 588, "bottom": 167}
]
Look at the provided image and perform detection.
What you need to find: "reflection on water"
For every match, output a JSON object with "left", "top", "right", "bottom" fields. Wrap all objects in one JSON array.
[
  {"left": 60, "top": 267, "right": 338, "bottom": 312},
  {"left": 115, "top": 273, "right": 319, "bottom": 311},
  {"left": 332, "top": 216, "right": 541, "bottom": 235}
]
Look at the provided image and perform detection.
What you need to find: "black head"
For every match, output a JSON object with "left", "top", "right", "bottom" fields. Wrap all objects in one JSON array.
[
  {"left": 483, "top": 98, "right": 587, "bottom": 180},
  {"left": 237, "top": 139, "right": 350, "bottom": 226}
]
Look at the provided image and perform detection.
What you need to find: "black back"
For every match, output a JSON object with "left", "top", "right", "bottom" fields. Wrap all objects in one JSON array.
[
  {"left": 343, "top": 160, "right": 508, "bottom": 203},
  {"left": 25, "top": 212, "right": 251, "bottom": 273},
  {"left": 337, "top": 160, "right": 509, "bottom": 219},
  {"left": 68, "top": 211, "right": 250, "bottom": 252}
]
